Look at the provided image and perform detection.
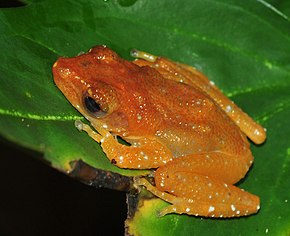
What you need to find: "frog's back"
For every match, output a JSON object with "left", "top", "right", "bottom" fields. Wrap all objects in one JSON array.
[{"left": 140, "top": 68, "right": 249, "bottom": 157}]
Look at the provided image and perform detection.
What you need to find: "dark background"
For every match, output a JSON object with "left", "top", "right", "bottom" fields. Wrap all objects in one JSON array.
[
  {"left": 0, "top": 139, "right": 127, "bottom": 236},
  {"left": 1, "top": 1, "right": 127, "bottom": 235}
]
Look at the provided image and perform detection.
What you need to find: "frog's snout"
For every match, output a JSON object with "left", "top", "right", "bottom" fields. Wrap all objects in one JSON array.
[{"left": 53, "top": 57, "right": 74, "bottom": 84}]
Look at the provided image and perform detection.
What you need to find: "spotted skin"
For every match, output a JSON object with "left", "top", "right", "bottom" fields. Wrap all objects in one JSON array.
[{"left": 53, "top": 46, "right": 266, "bottom": 218}]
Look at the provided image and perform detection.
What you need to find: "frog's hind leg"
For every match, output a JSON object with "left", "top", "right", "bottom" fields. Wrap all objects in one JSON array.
[
  {"left": 135, "top": 150, "right": 260, "bottom": 218},
  {"left": 135, "top": 171, "right": 260, "bottom": 218},
  {"left": 131, "top": 49, "right": 266, "bottom": 145}
]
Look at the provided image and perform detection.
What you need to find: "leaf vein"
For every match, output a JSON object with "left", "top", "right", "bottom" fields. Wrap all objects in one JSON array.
[{"left": 0, "top": 108, "right": 83, "bottom": 121}]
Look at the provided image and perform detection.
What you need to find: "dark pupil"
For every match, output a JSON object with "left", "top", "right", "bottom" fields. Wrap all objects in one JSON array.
[{"left": 84, "top": 96, "right": 101, "bottom": 114}]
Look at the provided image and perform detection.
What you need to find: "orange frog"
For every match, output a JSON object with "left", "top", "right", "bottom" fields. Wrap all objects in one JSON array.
[{"left": 53, "top": 45, "right": 266, "bottom": 218}]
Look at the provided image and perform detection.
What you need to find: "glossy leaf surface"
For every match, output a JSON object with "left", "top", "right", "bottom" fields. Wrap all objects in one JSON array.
[{"left": 0, "top": 0, "right": 290, "bottom": 235}]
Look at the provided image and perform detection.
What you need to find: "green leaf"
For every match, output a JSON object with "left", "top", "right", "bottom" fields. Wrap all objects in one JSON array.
[{"left": 1, "top": 0, "right": 290, "bottom": 235}]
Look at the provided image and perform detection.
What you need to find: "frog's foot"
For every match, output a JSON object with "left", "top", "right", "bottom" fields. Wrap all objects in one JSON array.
[
  {"left": 135, "top": 174, "right": 260, "bottom": 218},
  {"left": 134, "top": 177, "right": 177, "bottom": 214},
  {"left": 75, "top": 120, "right": 107, "bottom": 143},
  {"left": 134, "top": 177, "right": 182, "bottom": 217}
]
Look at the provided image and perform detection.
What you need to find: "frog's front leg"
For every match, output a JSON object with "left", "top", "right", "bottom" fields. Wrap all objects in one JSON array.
[{"left": 75, "top": 120, "right": 173, "bottom": 169}]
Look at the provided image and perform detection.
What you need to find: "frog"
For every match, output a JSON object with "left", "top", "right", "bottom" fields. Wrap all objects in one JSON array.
[{"left": 52, "top": 45, "right": 266, "bottom": 218}]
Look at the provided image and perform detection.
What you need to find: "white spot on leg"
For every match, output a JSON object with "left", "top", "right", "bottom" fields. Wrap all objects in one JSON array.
[
  {"left": 208, "top": 206, "right": 215, "bottom": 213},
  {"left": 118, "top": 156, "right": 124, "bottom": 164},
  {"left": 254, "top": 129, "right": 260, "bottom": 136},
  {"left": 231, "top": 204, "right": 236, "bottom": 212},
  {"left": 225, "top": 105, "right": 232, "bottom": 113},
  {"left": 100, "top": 137, "right": 105, "bottom": 143}
]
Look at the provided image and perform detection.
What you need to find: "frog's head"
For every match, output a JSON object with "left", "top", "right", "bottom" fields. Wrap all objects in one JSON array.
[{"left": 53, "top": 45, "right": 159, "bottom": 137}]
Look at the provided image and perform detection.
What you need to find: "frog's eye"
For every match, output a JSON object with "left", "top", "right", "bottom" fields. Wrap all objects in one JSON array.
[{"left": 83, "top": 96, "right": 107, "bottom": 118}]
